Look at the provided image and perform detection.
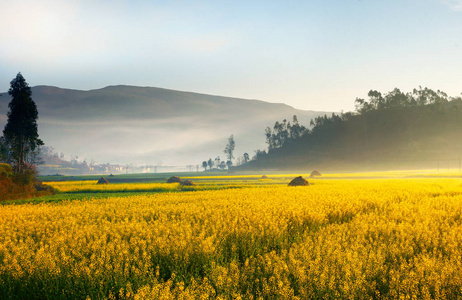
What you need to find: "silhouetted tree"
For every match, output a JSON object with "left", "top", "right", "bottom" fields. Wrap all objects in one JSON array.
[
  {"left": 367, "top": 90, "right": 385, "bottom": 109},
  {"left": 226, "top": 160, "right": 232, "bottom": 169},
  {"left": 2, "top": 73, "right": 43, "bottom": 173},
  {"left": 207, "top": 158, "right": 213, "bottom": 170},
  {"left": 224, "top": 134, "right": 235, "bottom": 162},
  {"left": 219, "top": 161, "right": 226, "bottom": 170},
  {"left": 202, "top": 161, "right": 208, "bottom": 171},
  {"left": 243, "top": 152, "right": 250, "bottom": 163}
]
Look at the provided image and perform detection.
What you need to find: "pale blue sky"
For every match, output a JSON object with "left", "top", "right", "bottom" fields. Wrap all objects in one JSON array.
[{"left": 1, "top": 0, "right": 461, "bottom": 111}]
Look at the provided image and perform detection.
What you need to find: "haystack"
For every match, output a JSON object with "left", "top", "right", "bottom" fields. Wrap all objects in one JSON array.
[
  {"left": 180, "top": 179, "right": 196, "bottom": 186},
  {"left": 167, "top": 176, "right": 182, "bottom": 183},
  {"left": 261, "top": 175, "right": 269, "bottom": 179},
  {"left": 97, "top": 177, "right": 109, "bottom": 184},
  {"left": 309, "top": 170, "right": 322, "bottom": 178},
  {"left": 288, "top": 176, "right": 309, "bottom": 186}
]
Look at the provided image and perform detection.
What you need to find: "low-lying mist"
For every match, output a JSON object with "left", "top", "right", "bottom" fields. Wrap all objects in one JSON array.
[{"left": 0, "top": 85, "right": 329, "bottom": 166}]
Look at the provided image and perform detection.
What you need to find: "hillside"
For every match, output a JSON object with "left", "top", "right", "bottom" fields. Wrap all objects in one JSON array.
[
  {"left": 243, "top": 90, "right": 462, "bottom": 172},
  {"left": 0, "top": 85, "right": 329, "bottom": 167}
]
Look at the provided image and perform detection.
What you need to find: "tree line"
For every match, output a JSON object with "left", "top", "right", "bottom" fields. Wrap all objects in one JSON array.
[
  {"left": 242, "top": 86, "right": 462, "bottom": 170},
  {"left": 264, "top": 115, "right": 308, "bottom": 150},
  {"left": 201, "top": 134, "right": 251, "bottom": 171},
  {"left": 354, "top": 87, "right": 457, "bottom": 113}
]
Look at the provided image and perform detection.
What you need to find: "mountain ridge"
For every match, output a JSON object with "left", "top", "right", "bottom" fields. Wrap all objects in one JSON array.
[
  {"left": 0, "top": 85, "right": 330, "bottom": 167},
  {"left": 32, "top": 84, "right": 301, "bottom": 108}
]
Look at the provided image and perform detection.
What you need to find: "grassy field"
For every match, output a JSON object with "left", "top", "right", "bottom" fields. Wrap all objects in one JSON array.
[{"left": 2, "top": 171, "right": 462, "bottom": 299}]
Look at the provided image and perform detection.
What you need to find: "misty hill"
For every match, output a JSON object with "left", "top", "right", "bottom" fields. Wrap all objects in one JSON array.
[
  {"left": 0, "top": 85, "right": 329, "bottom": 166},
  {"left": 243, "top": 88, "right": 462, "bottom": 172}
]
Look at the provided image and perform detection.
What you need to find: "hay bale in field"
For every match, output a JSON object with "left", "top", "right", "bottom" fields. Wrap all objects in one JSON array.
[
  {"left": 288, "top": 176, "right": 309, "bottom": 186},
  {"left": 180, "top": 179, "right": 196, "bottom": 186},
  {"left": 35, "top": 182, "right": 55, "bottom": 193},
  {"left": 261, "top": 175, "right": 269, "bottom": 179},
  {"left": 167, "top": 176, "right": 181, "bottom": 183},
  {"left": 309, "top": 170, "right": 321, "bottom": 178},
  {"left": 97, "top": 177, "right": 109, "bottom": 184},
  {"left": 109, "top": 174, "right": 114, "bottom": 177}
]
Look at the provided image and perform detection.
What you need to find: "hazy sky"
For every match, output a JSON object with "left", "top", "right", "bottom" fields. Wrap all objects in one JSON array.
[{"left": 1, "top": 0, "right": 461, "bottom": 112}]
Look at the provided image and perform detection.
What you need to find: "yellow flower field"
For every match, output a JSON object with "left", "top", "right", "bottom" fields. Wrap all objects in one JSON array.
[
  {"left": 1, "top": 177, "right": 462, "bottom": 299},
  {"left": 47, "top": 180, "right": 180, "bottom": 193}
]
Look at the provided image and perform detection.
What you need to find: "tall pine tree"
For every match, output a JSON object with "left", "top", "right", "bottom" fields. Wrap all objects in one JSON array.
[{"left": 2, "top": 73, "right": 43, "bottom": 173}]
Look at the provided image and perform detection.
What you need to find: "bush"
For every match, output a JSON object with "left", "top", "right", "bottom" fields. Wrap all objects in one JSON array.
[
  {"left": 0, "top": 163, "right": 13, "bottom": 174},
  {"left": 0, "top": 163, "right": 54, "bottom": 201}
]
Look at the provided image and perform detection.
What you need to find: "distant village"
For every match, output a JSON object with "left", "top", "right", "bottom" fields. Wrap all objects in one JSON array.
[{"left": 38, "top": 146, "right": 201, "bottom": 175}]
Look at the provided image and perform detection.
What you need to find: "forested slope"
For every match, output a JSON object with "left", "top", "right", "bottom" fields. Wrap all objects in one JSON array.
[{"left": 244, "top": 87, "right": 462, "bottom": 171}]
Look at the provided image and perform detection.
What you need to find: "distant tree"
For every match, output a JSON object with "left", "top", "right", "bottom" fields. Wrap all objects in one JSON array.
[
  {"left": 2, "top": 73, "right": 43, "bottom": 173},
  {"left": 265, "top": 127, "right": 274, "bottom": 150},
  {"left": 202, "top": 161, "right": 208, "bottom": 171},
  {"left": 252, "top": 149, "right": 267, "bottom": 161},
  {"left": 288, "top": 115, "right": 307, "bottom": 141},
  {"left": 219, "top": 161, "right": 226, "bottom": 170},
  {"left": 367, "top": 90, "right": 385, "bottom": 109},
  {"left": 411, "top": 86, "right": 448, "bottom": 106},
  {"left": 215, "top": 156, "right": 221, "bottom": 168},
  {"left": 355, "top": 97, "right": 373, "bottom": 113},
  {"left": 243, "top": 152, "right": 250, "bottom": 163},
  {"left": 273, "top": 121, "right": 283, "bottom": 148},
  {"left": 224, "top": 134, "right": 235, "bottom": 162},
  {"left": 207, "top": 158, "right": 213, "bottom": 170},
  {"left": 384, "top": 88, "right": 409, "bottom": 108},
  {"left": 226, "top": 160, "right": 232, "bottom": 169},
  {"left": 265, "top": 115, "right": 307, "bottom": 150}
]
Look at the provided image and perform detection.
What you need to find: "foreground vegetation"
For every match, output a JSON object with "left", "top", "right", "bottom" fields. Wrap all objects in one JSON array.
[
  {"left": 0, "top": 163, "right": 54, "bottom": 201},
  {"left": 1, "top": 173, "right": 462, "bottom": 299}
]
